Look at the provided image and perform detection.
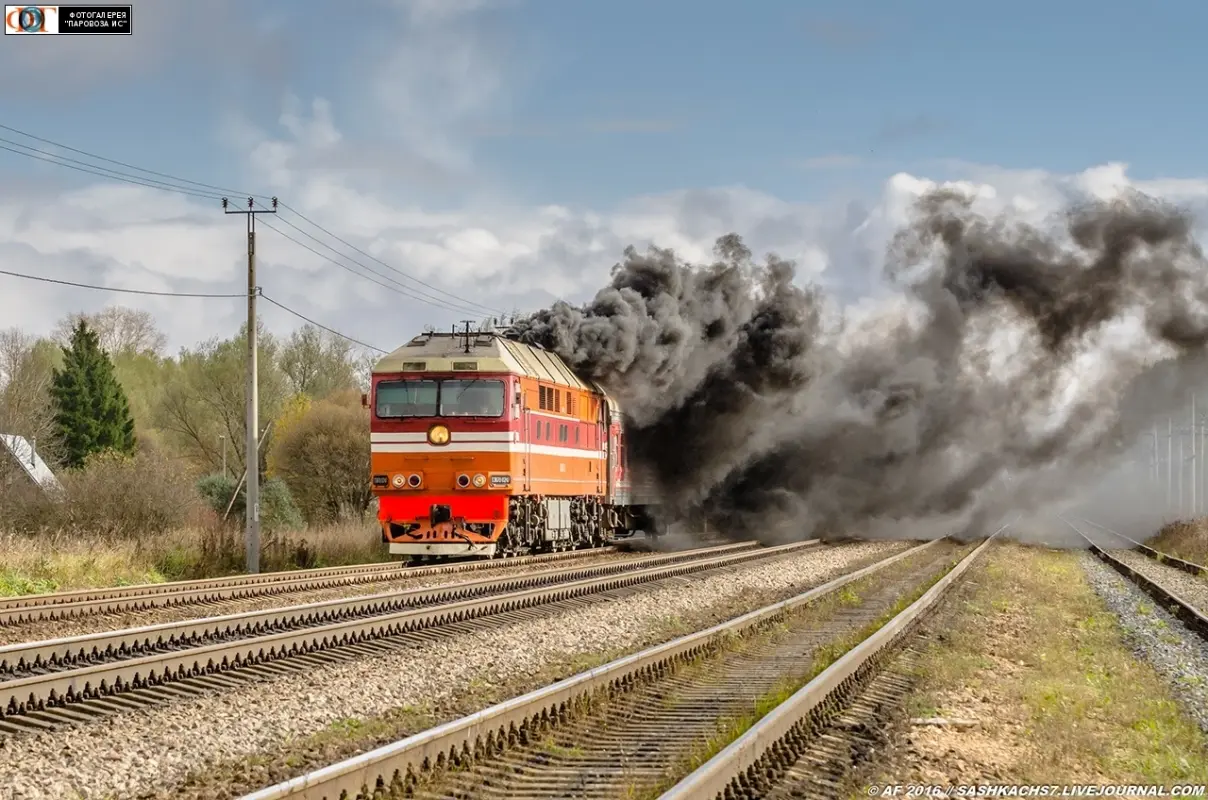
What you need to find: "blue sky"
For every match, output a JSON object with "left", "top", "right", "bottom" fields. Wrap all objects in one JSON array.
[
  {"left": 8, "top": 0, "right": 1208, "bottom": 206},
  {"left": 4, "top": 0, "right": 1208, "bottom": 350}
]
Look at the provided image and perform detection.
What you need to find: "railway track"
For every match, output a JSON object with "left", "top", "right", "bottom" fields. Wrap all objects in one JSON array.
[
  {"left": 1077, "top": 517, "right": 1207, "bottom": 578},
  {"left": 0, "top": 539, "right": 816, "bottom": 734},
  {"left": 1064, "top": 517, "right": 1208, "bottom": 640},
  {"left": 0, "top": 542, "right": 755, "bottom": 679},
  {"left": 0, "top": 543, "right": 652, "bottom": 627},
  {"left": 238, "top": 532, "right": 995, "bottom": 800}
]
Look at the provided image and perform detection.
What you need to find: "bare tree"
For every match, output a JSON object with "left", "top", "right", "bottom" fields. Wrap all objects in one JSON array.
[
  {"left": 352, "top": 349, "right": 378, "bottom": 392},
  {"left": 154, "top": 325, "right": 287, "bottom": 476},
  {"left": 54, "top": 306, "right": 167, "bottom": 357},
  {"left": 0, "top": 328, "right": 62, "bottom": 491},
  {"left": 279, "top": 325, "right": 361, "bottom": 399}
]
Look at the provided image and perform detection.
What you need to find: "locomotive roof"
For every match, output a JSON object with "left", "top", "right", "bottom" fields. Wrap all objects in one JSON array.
[{"left": 374, "top": 331, "right": 603, "bottom": 395}]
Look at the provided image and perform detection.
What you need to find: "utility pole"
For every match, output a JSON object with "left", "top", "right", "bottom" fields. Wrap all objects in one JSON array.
[
  {"left": 1193, "top": 415, "right": 1203, "bottom": 517},
  {"left": 223, "top": 196, "right": 278, "bottom": 574},
  {"left": 1168, "top": 416, "right": 1174, "bottom": 515},
  {"left": 1179, "top": 432, "right": 1186, "bottom": 517},
  {"left": 1193, "top": 394, "right": 1198, "bottom": 517},
  {"left": 1152, "top": 423, "right": 1159, "bottom": 486}
]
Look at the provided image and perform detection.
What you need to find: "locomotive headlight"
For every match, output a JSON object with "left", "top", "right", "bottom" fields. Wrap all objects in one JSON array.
[
  {"left": 428, "top": 424, "right": 450, "bottom": 445},
  {"left": 391, "top": 474, "right": 406, "bottom": 488},
  {"left": 472, "top": 473, "right": 486, "bottom": 488}
]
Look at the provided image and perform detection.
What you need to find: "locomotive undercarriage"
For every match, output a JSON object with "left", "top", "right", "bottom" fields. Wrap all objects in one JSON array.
[
  {"left": 495, "top": 495, "right": 651, "bottom": 558},
  {"left": 396, "top": 495, "right": 659, "bottom": 563}
]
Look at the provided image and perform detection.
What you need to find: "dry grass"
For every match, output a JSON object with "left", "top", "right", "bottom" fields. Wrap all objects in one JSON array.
[
  {"left": 871, "top": 543, "right": 1208, "bottom": 787},
  {"left": 1149, "top": 519, "right": 1208, "bottom": 566},
  {"left": 0, "top": 447, "right": 388, "bottom": 595},
  {"left": 0, "top": 520, "right": 388, "bottom": 596}
]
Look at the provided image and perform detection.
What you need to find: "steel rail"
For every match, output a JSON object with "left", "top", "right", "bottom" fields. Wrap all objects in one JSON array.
[
  {"left": 1065, "top": 518, "right": 1208, "bottom": 640},
  {"left": 657, "top": 533, "right": 996, "bottom": 800},
  {"left": 0, "top": 541, "right": 765, "bottom": 676},
  {"left": 0, "top": 540, "right": 816, "bottom": 719},
  {"left": 236, "top": 537, "right": 945, "bottom": 800},
  {"left": 0, "top": 543, "right": 659, "bottom": 626},
  {"left": 1076, "top": 516, "right": 1207, "bottom": 579}
]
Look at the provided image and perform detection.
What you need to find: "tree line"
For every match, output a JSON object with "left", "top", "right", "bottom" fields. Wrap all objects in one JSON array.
[{"left": 0, "top": 305, "right": 379, "bottom": 537}]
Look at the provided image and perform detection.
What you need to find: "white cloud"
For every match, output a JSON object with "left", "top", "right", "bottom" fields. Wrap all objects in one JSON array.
[
  {"left": 5, "top": 3, "right": 1208, "bottom": 363},
  {"left": 354, "top": 0, "right": 516, "bottom": 180},
  {"left": 6, "top": 127, "right": 1208, "bottom": 360}
]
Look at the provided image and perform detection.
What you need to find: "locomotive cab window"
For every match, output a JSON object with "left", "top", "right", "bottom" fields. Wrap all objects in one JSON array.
[
  {"left": 441, "top": 380, "right": 505, "bottom": 417},
  {"left": 375, "top": 380, "right": 438, "bottom": 417},
  {"left": 375, "top": 379, "right": 504, "bottom": 418}
]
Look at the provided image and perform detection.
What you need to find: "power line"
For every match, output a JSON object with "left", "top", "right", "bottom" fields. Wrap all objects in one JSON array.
[
  {"left": 263, "top": 203, "right": 504, "bottom": 316},
  {"left": 256, "top": 218, "right": 428, "bottom": 299},
  {"left": 260, "top": 293, "right": 387, "bottom": 353},
  {"left": 0, "top": 267, "right": 245, "bottom": 297},
  {"left": 256, "top": 213, "right": 500, "bottom": 318},
  {"left": 0, "top": 122, "right": 259, "bottom": 199},
  {"left": 0, "top": 264, "right": 386, "bottom": 352},
  {"left": 1, "top": 131, "right": 496, "bottom": 317},
  {"left": 0, "top": 123, "right": 510, "bottom": 317},
  {"left": 279, "top": 201, "right": 506, "bottom": 316},
  {"left": 0, "top": 141, "right": 225, "bottom": 201}
]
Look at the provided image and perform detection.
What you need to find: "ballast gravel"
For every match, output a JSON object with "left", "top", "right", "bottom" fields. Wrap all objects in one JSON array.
[
  {"left": 0, "top": 550, "right": 640, "bottom": 646},
  {"left": 1108, "top": 549, "right": 1208, "bottom": 617},
  {"left": 0, "top": 540, "right": 907, "bottom": 800},
  {"left": 1079, "top": 551, "right": 1208, "bottom": 735}
]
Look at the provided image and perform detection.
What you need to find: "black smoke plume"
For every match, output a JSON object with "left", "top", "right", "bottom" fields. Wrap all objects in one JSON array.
[{"left": 507, "top": 189, "right": 1208, "bottom": 542}]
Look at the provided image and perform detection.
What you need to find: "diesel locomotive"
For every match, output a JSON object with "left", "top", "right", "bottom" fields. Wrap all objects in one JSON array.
[{"left": 369, "top": 328, "right": 660, "bottom": 560}]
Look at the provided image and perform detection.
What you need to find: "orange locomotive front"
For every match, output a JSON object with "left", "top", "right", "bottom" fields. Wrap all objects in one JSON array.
[{"left": 370, "top": 329, "right": 656, "bottom": 561}]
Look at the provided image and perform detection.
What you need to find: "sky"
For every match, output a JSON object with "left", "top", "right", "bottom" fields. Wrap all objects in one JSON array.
[{"left": 5, "top": 0, "right": 1208, "bottom": 356}]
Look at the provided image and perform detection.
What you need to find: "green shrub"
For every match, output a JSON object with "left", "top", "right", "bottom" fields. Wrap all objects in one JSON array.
[{"left": 195, "top": 472, "right": 304, "bottom": 532}]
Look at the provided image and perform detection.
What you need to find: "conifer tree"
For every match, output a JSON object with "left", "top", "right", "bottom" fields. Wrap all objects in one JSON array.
[{"left": 50, "top": 320, "right": 136, "bottom": 469}]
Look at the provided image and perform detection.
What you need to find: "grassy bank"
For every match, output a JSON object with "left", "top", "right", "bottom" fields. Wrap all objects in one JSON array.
[
  {"left": 867, "top": 543, "right": 1208, "bottom": 786},
  {"left": 0, "top": 521, "right": 387, "bottom": 596},
  {"left": 1148, "top": 519, "right": 1208, "bottom": 565}
]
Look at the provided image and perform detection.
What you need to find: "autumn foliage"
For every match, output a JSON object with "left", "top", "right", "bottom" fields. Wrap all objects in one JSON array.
[{"left": 268, "top": 396, "right": 372, "bottom": 524}]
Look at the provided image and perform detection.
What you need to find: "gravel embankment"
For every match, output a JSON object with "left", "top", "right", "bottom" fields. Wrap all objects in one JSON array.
[
  {"left": 1080, "top": 551, "right": 1208, "bottom": 735},
  {"left": 1108, "top": 549, "right": 1208, "bottom": 616},
  {"left": 0, "top": 551, "right": 640, "bottom": 646},
  {"left": 0, "top": 540, "right": 908, "bottom": 800}
]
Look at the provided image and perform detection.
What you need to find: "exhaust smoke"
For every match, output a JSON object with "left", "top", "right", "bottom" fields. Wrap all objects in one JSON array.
[{"left": 508, "top": 188, "right": 1208, "bottom": 544}]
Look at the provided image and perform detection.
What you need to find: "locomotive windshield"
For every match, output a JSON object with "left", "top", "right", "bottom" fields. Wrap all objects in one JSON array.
[
  {"left": 376, "top": 379, "right": 505, "bottom": 418},
  {"left": 441, "top": 380, "right": 505, "bottom": 417},
  {"left": 376, "top": 380, "right": 438, "bottom": 417}
]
